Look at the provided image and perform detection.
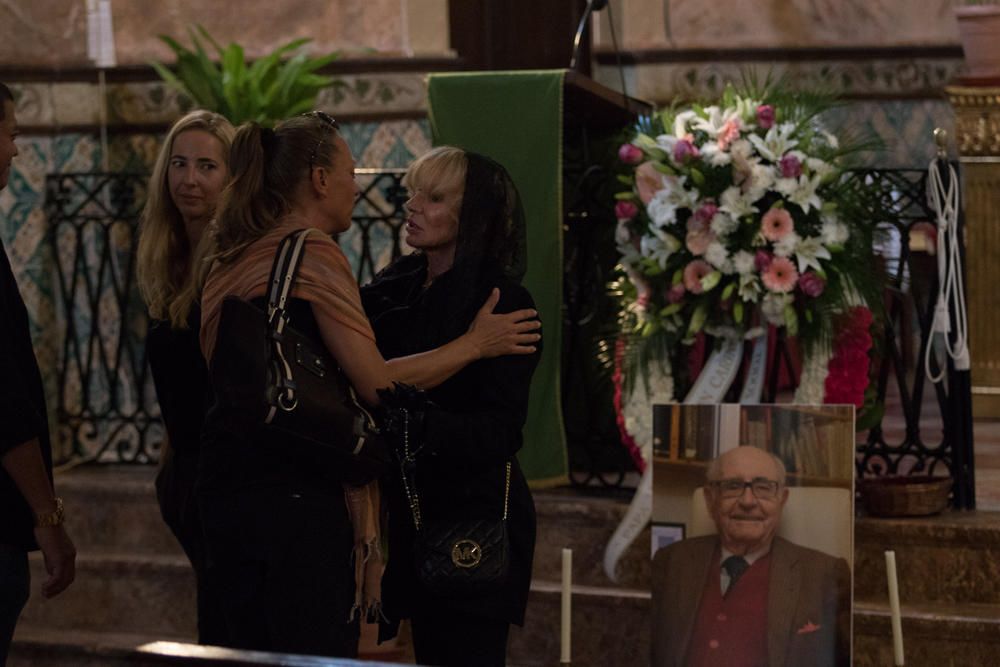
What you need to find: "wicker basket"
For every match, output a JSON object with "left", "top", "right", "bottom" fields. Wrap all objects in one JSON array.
[{"left": 859, "top": 476, "right": 952, "bottom": 517}]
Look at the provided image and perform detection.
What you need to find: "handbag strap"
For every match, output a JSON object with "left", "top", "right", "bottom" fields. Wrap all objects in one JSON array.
[
  {"left": 399, "top": 409, "right": 512, "bottom": 532},
  {"left": 264, "top": 229, "right": 316, "bottom": 416}
]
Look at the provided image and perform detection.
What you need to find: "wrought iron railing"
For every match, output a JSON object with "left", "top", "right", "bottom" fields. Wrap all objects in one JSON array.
[{"left": 45, "top": 169, "right": 411, "bottom": 464}]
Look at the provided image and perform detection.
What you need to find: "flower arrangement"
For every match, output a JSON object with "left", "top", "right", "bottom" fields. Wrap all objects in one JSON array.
[{"left": 613, "top": 80, "right": 882, "bottom": 403}]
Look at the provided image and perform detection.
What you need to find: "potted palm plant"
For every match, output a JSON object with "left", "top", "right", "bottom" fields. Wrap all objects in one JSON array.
[
  {"left": 151, "top": 25, "right": 342, "bottom": 125},
  {"left": 955, "top": 0, "right": 1000, "bottom": 80}
]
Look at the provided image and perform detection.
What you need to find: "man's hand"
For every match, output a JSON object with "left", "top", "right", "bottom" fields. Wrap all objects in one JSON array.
[{"left": 33, "top": 524, "right": 76, "bottom": 598}]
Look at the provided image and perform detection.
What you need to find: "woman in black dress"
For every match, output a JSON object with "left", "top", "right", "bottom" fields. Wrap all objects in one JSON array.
[
  {"left": 136, "top": 109, "right": 233, "bottom": 644},
  {"left": 362, "top": 147, "right": 539, "bottom": 667}
]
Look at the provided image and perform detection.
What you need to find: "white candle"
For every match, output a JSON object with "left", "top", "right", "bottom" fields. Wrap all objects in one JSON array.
[
  {"left": 561, "top": 547, "right": 572, "bottom": 665},
  {"left": 885, "top": 550, "right": 904, "bottom": 666}
]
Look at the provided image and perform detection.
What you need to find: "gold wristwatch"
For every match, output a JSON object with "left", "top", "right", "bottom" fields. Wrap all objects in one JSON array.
[{"left": 35, "top": 497, "right": 65, "bottom": 527}]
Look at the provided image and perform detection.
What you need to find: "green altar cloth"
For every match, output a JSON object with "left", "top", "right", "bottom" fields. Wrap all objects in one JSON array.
[{"left": 427, "top": 70, "right": 568, "bottom": 487}]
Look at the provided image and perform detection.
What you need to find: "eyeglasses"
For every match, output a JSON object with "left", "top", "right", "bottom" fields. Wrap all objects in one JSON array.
[
  {"left": 709, "top": 477, "right": 781, "bottom": 500},
  {"left": 302, "top": 111, "right": 340, "bottom": 171}
]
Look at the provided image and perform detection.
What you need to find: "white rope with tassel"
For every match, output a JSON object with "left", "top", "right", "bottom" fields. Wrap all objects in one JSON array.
[{"left": 924, "top": 153, "right": 970, "bottom": 383}]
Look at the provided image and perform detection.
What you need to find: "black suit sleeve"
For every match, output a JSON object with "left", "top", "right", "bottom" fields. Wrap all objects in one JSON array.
[
  {"left": 420, "top": 285, "right": 541, "bottom": 466},
  {"left": 0, "top": 261, "right": 46, "bottom": 455}
]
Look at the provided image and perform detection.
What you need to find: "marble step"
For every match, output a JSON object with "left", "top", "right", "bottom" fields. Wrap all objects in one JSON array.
[
  {"left": 853, "top": 599, "right": 1000, "bottom": 667},
  {"left": 9, "top": 627, "right": 413, "bottom": 667},
  {"left": 853, "top": 510, "right": 1000, "bottom": 604},
  {"left": 54, "top": 464, "right": 182, "bottom": 556},
  {"left": 18, "top": 550, "right": 197, "bottom": 638},
  {"left": 531, "top": 490, "right": 650, "bottom": 589},
  {"left": 508, "top": 581, "right": 650, "bottom": 667}
]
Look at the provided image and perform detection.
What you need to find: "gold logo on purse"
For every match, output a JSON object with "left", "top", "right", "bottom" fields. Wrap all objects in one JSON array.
[{"left": 451, "top": 539, "right": 483, "bottom": 568}]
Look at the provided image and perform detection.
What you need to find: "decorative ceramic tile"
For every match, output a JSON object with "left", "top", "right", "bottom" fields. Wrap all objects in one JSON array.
[{"left": 595, "top": 58, "right": 963, "bottom": 105}]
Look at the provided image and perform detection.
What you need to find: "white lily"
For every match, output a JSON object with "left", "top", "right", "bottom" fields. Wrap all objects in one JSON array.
[
  {"left": 787, "top": 173, "right": 824, "bottom": 214},
  {"left": 673, "top": 110, "right": 698, "bottom": 138},
  {"left": 748, "top": 122, "right": 799, "bottom": 161},
  {"left": 640, "top": 227, "right": 682, "bottom": 269},
  {"left": 793, "top": 236, "right": 832, "bottom": 273},
  {"left": 738, "top": 274, "right": 763, "bottom": 302},
  {"left": 719, "top": 185, "right": 758, "bottom": 218}
]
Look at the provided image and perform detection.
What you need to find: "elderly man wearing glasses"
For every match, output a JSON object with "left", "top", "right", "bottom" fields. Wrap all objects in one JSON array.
[{"left": 651, "top": 445, "right": 850, "bottom": 667}]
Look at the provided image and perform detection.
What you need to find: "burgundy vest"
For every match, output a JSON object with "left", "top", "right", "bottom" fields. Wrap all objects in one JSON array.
[{"left": 686, "top": 550, "right": 772, "bottom": 667}]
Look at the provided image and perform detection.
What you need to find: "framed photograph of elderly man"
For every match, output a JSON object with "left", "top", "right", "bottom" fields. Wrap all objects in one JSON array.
[{"left": 650, "top": 403, "right": 854, "bottom": 667}]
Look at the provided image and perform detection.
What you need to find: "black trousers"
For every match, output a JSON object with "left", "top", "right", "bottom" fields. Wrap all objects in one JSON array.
[
  {"left": 411, "top": 611, "right": 510, "bottom": 667},
  {"left": 0, "top": 545, "right": 29, "bottom": 667},
  {"left": 199, "top": 487, "right": 359, "bottom": 657},
  {"left": 155, "top": 449, "right": 227, "bottom": 645}
]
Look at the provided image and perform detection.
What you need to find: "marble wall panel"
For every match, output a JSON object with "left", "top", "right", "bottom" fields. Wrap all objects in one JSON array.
[
  {"left": 0, "top": 0, "right": 413, "bottom": 67},
  {"left": 599, "top": 0, "right": 960, "bottom": 50}
]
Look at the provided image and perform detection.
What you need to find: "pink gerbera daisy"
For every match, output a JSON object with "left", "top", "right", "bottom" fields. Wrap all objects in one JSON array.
[
  {"left": 761, "top": 256, "right": 799, "bottom": 293},
  {"left": 683, "top": 260, "right": 713, "bottom": 294},
  {"left": 761, "top": 207, "right": 794, "bottom": 242}
]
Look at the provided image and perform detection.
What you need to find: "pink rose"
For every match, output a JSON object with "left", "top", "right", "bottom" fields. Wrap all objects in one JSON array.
[
  {"left": 798, "top": 271, "right": 826, "bottom": 297},
  {"left": 693, "top": 202, "right": 718, "bottom": 225},
  {"left": 618, "top": 143, "right": 644, "bottom": 165},
  {"left": 686, "top": 228, "right": 716, "bottom": 256},
  {"left": 755, "top": 250, "right": 773, "bottom": 272},
  {"left": 666, "top": 283, "right": 686, "bottom": 304},
  {"left": 683, "top": 260, "right": 713, "bottom": 294},
  {"left": 615, "top": 200, "right": 638, "bottom": 221},
  {"left": 756, "top": 104, "right": 775, "bottom": 130},
  {"left": 761, "top": 206, "right": 794, "bottom": 242},
  {"left": 779, "top": 154, "right": 802, "bottom": 179},
  {"left": 761, "top": 256, "right": 798, "bottom": 293},
  {"left": 673, "top": 139, "right": 700, "bottom": 164},
  {"left": 635, "top": 161, "right": 663, "bottom": 205}
]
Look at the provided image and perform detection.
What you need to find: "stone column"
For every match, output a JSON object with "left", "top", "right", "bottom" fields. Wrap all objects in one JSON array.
[{"left": 947, "top": 85, "right": 1000, "bottom": 417}]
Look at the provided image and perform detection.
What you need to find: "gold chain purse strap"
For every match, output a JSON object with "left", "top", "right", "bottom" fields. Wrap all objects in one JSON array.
[{"left": 398, "top": 409, "right": 511, "bottom": 532}]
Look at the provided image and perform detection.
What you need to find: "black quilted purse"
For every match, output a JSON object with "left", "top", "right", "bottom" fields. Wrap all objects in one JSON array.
[
  {"left": 209, "top": 228, "right": 389, "bottom": 485},
  {"left": 396, "top": 410, "right": 512, "bottom": 597}
]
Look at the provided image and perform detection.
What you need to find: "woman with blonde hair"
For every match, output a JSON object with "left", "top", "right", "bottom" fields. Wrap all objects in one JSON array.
[
  {"left": 362, "top": 147, "right": 538, "bottom": 666},
  {"left": 136, "top": 109, "right": 234, "bottom": 645},
  {"left": 197, "top": 112, "right": 539, "bottom": 657}
]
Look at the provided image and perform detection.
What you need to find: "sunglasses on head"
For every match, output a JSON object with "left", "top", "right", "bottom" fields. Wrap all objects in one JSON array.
[{"left": 302, "top": 111, "right": 341, "bottom": 170}]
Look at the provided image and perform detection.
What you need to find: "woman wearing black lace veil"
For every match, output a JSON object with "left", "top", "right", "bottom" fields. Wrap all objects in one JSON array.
[{"left": 362, "top": 147, "right": 539, "bottom": 666}]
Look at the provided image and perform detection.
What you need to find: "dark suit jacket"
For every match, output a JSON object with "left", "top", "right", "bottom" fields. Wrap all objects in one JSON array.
[{"left": 651, "top": 535, "right": 850, "bottom": 667}]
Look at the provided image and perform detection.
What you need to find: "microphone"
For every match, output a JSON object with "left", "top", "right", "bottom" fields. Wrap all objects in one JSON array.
[
  {"left": 569, "top": 0, "right": 609, "bottom": 72},
  {"left": 569, "top": 0, "right": 629, "bottom": 102}
]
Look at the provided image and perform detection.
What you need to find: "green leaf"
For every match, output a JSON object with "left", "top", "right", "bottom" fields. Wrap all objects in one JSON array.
[
  {"left": 671, "top": 269, "right": 683, "bottom": 286},
  {"left": 734, "top": 301, "right": 744, "bottom": 323},
  {"left": 616, "top": 174, "right": 633, "bottom": 185},
  {"left": 721, "top": 282, "right": 735, "bottom": 301},
  {"left": 687, "top": 303, "right": 708, "bottom": 337},
  {"left": 783, "top": 305, "right": 799, "bottom": 337},
  {"left": 633, "top": 134, "right": 658, "bottom": 151},
  {"left": 652, "top": 161, "right": 676, "bottom": 174},
  {"left": 614, "top": 191, "right": 637, "bottom": 200},
  {"left": 659, "top": 303, "right": 683, "bottom": 317},
  {"left": 700, "top": 270, "right": 721, "bottom": 292},
  {"left": 689, "top": 168, "right": 705, "bottom": 186},
  {"left": 855, "top": 403, "right": 885, "bottom": 432}
]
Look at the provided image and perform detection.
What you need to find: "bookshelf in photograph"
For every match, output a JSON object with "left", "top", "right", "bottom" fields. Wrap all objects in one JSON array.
[{"left": 651, "top": 404, "right": 854, "bottom": 489}]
